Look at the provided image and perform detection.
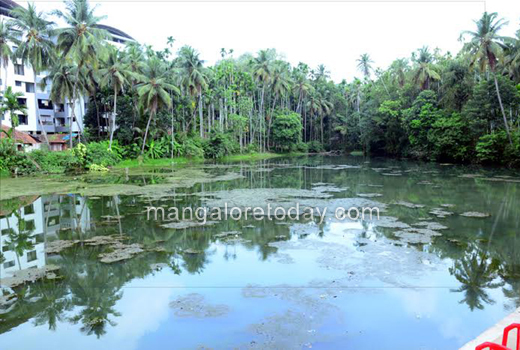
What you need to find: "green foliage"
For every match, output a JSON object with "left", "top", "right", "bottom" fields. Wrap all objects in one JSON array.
[
  {"left": 203, "top": 133, "right": 239, "bottom": 159},
  {"left": 180, "top": 137, "right": 204, "bottom": 159},
  {"left": 271, "top": 112, "right": 302, "bottom": 152},
  {"left": 307, "top": 141, "right": 324, "bottom": 153},
  {"left": 428, "top": 113, "right": 472, "bottom": 162},
  {"left": 85, "top": 141, "right": 122, "bottom": 167},
  {"left": 30, "top": 149, "right": 79, "bottom": 173},
  {"left": 476, "top": 131, "right": 520, "bottom": 165},
  {"left": 0, "top": 139, "right": 37, "bottom": 175}
]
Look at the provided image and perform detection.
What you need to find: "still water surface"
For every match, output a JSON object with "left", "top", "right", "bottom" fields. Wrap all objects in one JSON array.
[{"left": 0, "top": 156, "right": 519, "bottom": 349}]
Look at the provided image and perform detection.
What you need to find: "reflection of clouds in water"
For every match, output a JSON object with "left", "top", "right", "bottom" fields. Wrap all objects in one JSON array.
[
  {"left": 0, "top": 270, "right": 177, "bottom": 350},
  {"left": 110, "top": 271, "right": 175, "bottom": 347}
]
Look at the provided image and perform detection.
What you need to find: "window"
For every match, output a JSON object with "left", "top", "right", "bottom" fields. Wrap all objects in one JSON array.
[
  {"left": 38, "top": 99, "right": 53, "bottom": 110},
  {"left": 55, "top": 104, "right": 65, "bottom": 113},
  {"left": 15, "top": 80, "right": 22, "bottom": 87},
  {"left": 18, "top": 114, "right": 28, "bottom": 125},
  {"left": 40, "top": 115, "right": 53, "bottom": 126},
  {"left": 24, "top": 204, "right": 35, "bottom": 215},
  {"left": 55, "top": 117, "right": 65, "bottom": 127},
  {"left": 25, "top": 219, "right": 35, "bottom": 231},
  {"left": 3, "top": 260, "right": 15, "bottom": 269},
  {"left": 25, "top": 82, "right": 35, "bottom": 93},
  {"left": 14, "top": 64, "right": 24, "bottom": 75},
  {"left": 27, "top": 250, "right": 37, "bottom": 262},
  {"left": 17, "top": 98, "right": 26, "bottom": 107}
]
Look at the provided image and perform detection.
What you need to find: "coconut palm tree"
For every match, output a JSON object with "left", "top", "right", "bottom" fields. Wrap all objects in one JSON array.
[
  {"left": 503, "top": 29, "right": 520, "bottom": 82},
  {"left": 10, "top": 3, "right": 55, "bottom": 147},
  {"left": 0, "top": 87, "right": 27, "bottom": 136},
  {"left": 357, "top": 53, "right": 373, "bottom": 80},
  {"left": 0, "top": 19, "right": 18, "bottom": 92},
  {"left": 98, "top": 47, "right": 133, "bottom": 149},
  {"left": 40, "top": 63, "right": 80, "bottom": 148},
  {"left": 461, "top": 12, "right": 513, "bottom": 145},
  {"left": 177, "top": 45, "right": 207, "bottom": 137},
  {"left": 53, "top": 0, "right": 109, "bottom": 144},
  {"left": 136, "top": 57, "right": 179, "bottom": 154},
  {"left": 412, "top": 46, "right": 440, "bottom": 90}
]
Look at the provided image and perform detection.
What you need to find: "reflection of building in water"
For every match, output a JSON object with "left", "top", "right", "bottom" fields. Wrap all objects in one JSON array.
[
  {"left": 43, "top": 195, "right": 91, "bottom": 237},
  {"left": 1, "top": 196, "right": 46, "bottom": 277},
  {"left": 0, "top": 195, "right": 91, "bottom": 278}
]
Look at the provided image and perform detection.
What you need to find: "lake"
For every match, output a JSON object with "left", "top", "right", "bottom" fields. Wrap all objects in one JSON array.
[{"left": 1, "top": 155, "right": 519, "bottom": 349}]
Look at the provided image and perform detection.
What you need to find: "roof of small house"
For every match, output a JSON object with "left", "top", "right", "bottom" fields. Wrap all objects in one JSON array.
[
  {"left": 47, "top": 133, "right": 69, "bottom": 144},
  {"left": 1, "top": 124, "right": 40, "bottom": 145}
]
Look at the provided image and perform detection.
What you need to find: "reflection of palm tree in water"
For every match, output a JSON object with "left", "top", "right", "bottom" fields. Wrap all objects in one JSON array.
[
  {"left": 449, "top": 248, "right": 503, "bottom": 311},
  {"left": 32, "top": 281, "right": 71, "bottom": 331},
  {"left": 6, "top": 210, "right": 35, "bottom": 270}
]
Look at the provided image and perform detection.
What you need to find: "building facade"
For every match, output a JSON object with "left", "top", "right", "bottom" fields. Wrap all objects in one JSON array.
[{"left": 0, "top": 0, "right": 135, "bottom": 141}]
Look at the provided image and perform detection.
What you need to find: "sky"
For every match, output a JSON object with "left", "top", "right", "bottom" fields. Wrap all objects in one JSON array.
[{"left": 24, "top": 0, "right": 520, "bottom": 82}]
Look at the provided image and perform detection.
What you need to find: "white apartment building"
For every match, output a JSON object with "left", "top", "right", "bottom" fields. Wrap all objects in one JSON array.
[
  {"left": 0, "top": 194, "right": 91, "bottom": 279},
  {"left": 0, "top": 0, "right": 135, "bottom": 142}
]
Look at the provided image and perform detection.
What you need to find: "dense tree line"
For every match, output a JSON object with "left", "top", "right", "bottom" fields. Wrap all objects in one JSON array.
[{"left": 1, "top": 1, "right": 519, "bottom": 165}]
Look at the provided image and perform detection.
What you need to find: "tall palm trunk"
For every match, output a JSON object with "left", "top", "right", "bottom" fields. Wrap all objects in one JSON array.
[
  {"left": 493, "top": 74, "right": 513, "bottom": 146},
  {"left": 141, "top": 109, "right": 155, "bottom": 155},
  {"left": 33, "top": 69, "right": 50, "bottom": 147},
  {"left": 198, "top": 90, "right": 203, "bottom": 138},
  {"left": 109, "top": 86, "right": 117, "bottom": 149}
]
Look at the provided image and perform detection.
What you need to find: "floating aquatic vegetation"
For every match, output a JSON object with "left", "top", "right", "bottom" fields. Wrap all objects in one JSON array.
[
  {"left": 356, "top": 193, "right": 383, "bottom": 198},
  {"left": 417, "top": 181, "right": 434, "bottom": 185},
  {"left": 45, "top": 240, "right": 78, "bottom": 254},
  {"left": 305, "top": 165, "right": 361, "bottom": 170},
  {"left": 274, "top": 253, "right": 295, "bottom": 264},
  {"left": 481, "top": 177, "right": 520, "bottom": 183},
  {"left": 222, "top": 238, "right": 251, "bottom": 245},
  {"left": 412, "top": 221, "right": 448, "bottom": 230},
  {"left": 98, "top": 243, "right": 144, "bottom": 263},
  {"left": 429, "top": 208, "right": 454, "bottom": 218},
  {"left": 182, "top": 248, "right": 203, "bottom": 254},
  {"left": 311, "top": 185, "right": 348, "bottom": 193},
  {"left": 391, "top": 201, "right": 425, "bottom": 209},
  {"left": 372, "top": 216, "right": 410, "bottom": 229},
  {"left": 440, "top": 204, "right": 455, "bottom": 208},
  {"left": 161, "top": 220, "right": 218, "bottom": 230},
  {"left": 289, "top": 223, "right": 320, "bottom": 237},
  {"left": 460, "top": 212, "right": 491, "bottom": 218},
  {"left": 394, "top": 228, "right": 442, "bottom": 244},
  {"left": 169, "top": 293, "right": 229, "bottom": 318},
  {"left": 213, "top": 231, "right": 242, "bottom": 239},
  {"left": 0, "top": 265, "right": 61, "bottom": 288}
]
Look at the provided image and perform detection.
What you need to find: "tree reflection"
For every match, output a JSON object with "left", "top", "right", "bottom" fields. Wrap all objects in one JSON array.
[{"left": 449, "top": 248, "right": 503, "bottom": 311}]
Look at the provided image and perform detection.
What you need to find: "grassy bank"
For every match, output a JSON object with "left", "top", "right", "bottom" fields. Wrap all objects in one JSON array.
[{"left": 115, "top": 152, "right": 296, "bottom": 168}]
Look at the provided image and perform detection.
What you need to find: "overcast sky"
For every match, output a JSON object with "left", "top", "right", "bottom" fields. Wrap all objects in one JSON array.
[{"left": 25, "top": 0, "right": 520, "bottom": 82}]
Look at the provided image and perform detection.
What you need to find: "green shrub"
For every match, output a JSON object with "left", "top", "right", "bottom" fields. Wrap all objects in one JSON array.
[
  {"left": 31, "top": 150, "right": 79, "bottom": 173},
  {"left": 271, "top": 112, "right": 302, "bottom": 152},
  {"left": 0, "top": 139, "right": 37, "bottom": 175},
  {"left": 307, "top": 141, "right": 324, "bottom": 153},
  {"left": 203, "top": 133, "right": 239, "bottom": 159},
  {"left": 294, "top": 142, "right": 308, "bottom": 153},
  {"left": 182, "top": 137, "right": 205, "bottom": 158},
  {"left": 476, "top": 131, "right": 508, "bottom": 164},
  {"left": 85, "top": 141, "right": 121, "bottom": 167},
  {"left": 245, "top": 143, "right": 259, "bottom": 154}
]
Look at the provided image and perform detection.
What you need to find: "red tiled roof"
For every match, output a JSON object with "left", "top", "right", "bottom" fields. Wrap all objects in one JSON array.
[
  {"left": 1, "top": 124, "right": 40, "bottom": 145},
  {"left": 47, "top": 133, "right": 68, "bottom": 144}
]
